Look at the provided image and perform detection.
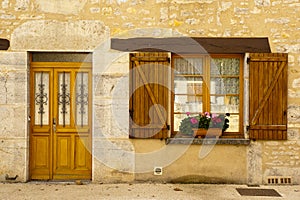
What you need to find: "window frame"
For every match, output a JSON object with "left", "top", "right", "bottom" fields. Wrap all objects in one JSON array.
[{"left": 171, "top": 53, "right": 244, "bottom": 138}]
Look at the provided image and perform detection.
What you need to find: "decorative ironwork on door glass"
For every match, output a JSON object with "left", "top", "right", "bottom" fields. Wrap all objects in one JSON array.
[
  {"left": 34, "top": 72, "right": 49, "bottom": 126},
  {"left": 76, "top": 72, "right": 89, "bottom": 127},
  {"left": 58, "top": 72, "right": 70, "bottom": 127}
]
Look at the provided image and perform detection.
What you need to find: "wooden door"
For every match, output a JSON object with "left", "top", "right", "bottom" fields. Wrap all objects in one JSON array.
[
  {"left": 30, "top": 62, "right": 92, "bottom": 180},
  {"left": 129, "top": 52, "right": 170, "bottom": 139}
]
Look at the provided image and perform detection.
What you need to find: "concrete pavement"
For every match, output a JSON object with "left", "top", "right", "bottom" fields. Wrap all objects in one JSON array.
[{"left": 0, "top": 182, "right": 299, "bottom": 200}]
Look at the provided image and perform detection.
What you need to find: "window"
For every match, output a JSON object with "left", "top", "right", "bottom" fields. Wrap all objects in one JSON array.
[
  {"left": 172, "top": 54, "right": 244, "bottom": 138},
  {"left": 128, "top": 52, "right": 288, "bottom": 140}
]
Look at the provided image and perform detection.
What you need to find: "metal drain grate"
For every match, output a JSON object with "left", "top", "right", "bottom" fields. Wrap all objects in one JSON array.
[
  {"left": 236, "top": 188, "right": 282, "bottom": 197},
  {"left": 267, "top": 176, "right": 292, "bottom": 185}
]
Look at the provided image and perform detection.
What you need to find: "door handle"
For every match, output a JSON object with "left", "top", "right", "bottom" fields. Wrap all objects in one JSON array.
[{"left": 53, "top": 118, "right": 56, "bottom": 132}]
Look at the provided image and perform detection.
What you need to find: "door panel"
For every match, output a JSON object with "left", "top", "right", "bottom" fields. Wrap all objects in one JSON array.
[
  {"left": 30, "top": 68, "right": 53, "bottom": 180},
  {"left": 30, "top": 63, "right": 92, "bottom": 180},
  {"left": 31, "top": 135, "right": 51, "bottom": 179}
]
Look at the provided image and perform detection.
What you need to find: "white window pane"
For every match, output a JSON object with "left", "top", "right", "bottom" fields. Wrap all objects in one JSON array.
[
  {"left": 211, "top": 58, "right": 240, "bottom": 75},
  {"left": 58, "top": 72, "right": 70, "bottom": 126},
  {"left": 174, "top": 57, "right": 203, "bottom": 74},
  {"left": 174, "top": 114, "right": 190, "bottom": 132},
  {"left": 34, "top": 72, "right": 49, "bottom": 126},
  {"left": 75, "top": 72, "right": 89, "bottom": 126},
  {"left": 226, "top": 114, "right": 239, "bottom": 132}
]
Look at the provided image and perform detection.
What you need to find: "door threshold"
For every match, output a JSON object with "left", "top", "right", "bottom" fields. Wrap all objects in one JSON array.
[{"left": 29, "top": 180, "right": 91, "bottom": 185}]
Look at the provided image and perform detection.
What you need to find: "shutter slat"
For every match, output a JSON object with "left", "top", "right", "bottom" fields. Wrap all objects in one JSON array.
[
  {"left": 249, "top": 57, "right": 287, "bottom": 62},
  {"left": 131, "top": 56, "right": 169, "bottom": 62},
  {"left": 249, "top": 53, "right": 287, "bottom": 140},
  {"left": 249, "top": 125, "right": 287, "bottom": 130}
]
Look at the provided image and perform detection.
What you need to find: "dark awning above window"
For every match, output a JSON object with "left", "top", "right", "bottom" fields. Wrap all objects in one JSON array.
[
  {"left": 0, "top": 39, "right": 9, "bottom": 50},
  {"left": 111, "top": 37, "right": 271, "bottom": 54}
]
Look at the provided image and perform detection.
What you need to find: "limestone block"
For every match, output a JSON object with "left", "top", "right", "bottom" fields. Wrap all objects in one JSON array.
[
  {"left": 247, "top": 141, "right": 263, "bottom": 185},
  {"left": 288, "top": 129, "right": 300, "bottom": 140},
  {"left": 220, "top": 2, "right": 232, "bottom": 11},
  {"left": 172, "top": 0, "right": 213, "bottom": 3},
  {"left": 0, "top": 68, "right": 27, "bottom": 104},
  {"left": 156, "top": 0, "right": 168, "bottom": 3},
  {"left": 93, "top": 101, "right": 112, "bottom": 135},
  {"left": 111, "top": 101, "right": 129, "bottom": 138},
  {"left": 265, "top": 18, "right": 290, "bottom": 24},
  {"left": 99, "top": 51, "right": 129, "bottom": 74},
  {"left": 288, "top": 104, "right": 300, "bottom": 123},
  {"left": 0, "top": 52, "right": 27, "bottom": 68},
  {"left": 254, "top": 0, "right": 271, "bottom": 6},
  {"left": 90, "top": 0, "right": 99, "bottom": 4},
  {"left": 94, "top": 74, "right": 117, "bottom": 97},
  {"left": 0, "top": 138, "right": 27, "bottom": 182},
  {"left": 0, "top": 14, "right": 16, "bottom": 19},
  {"left": 90, "top": 7, "right": 100, "bottom": 13},
  {"left": 15, "top": 0, "right": 29, "bottom": 11},
  {"left": 234, "top": 7, "right": 249, "bottom": 15},
  {"left": 11, "top": 20, "right": 109, "bottom": 51},
  {"left": 0, "top": 105, "right": 26, "bottom": 138},
  {"left": 93, "top": 139, "right": 135, "bottom": 176},
  {"left": 93, "top": 74, "right": 128, "bottom": 98},
  {"left": 2, "top": 0, "right": 9, "bottom": 9},
  {"left": 93, "top": 159, "right": 134, "bottom": 183},
  {"left": 93, "top": 43, "right": 126, "bottom": 74},
  {"left": 35, "top": 0, "right": 87, "bottom": 15},
  {"left": 0, "top": 71, "right": 27, "bottom": 104}
]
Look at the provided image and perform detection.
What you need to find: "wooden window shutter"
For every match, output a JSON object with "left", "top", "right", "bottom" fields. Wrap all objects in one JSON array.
[
  {"left": 129, "top": 52, "right": 170, "bottom": 139},
  {"left": 249, "top": 53, "right": 288, "bottom": 140}
]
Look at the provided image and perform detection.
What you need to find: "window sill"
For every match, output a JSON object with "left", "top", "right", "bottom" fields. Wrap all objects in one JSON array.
[{"left": 165, "top": 138, "right": 250, "bottom": 145}]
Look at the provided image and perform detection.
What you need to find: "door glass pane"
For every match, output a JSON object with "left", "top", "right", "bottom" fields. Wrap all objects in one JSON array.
[
  {"left": 34, "top": 72, "right": 49, "bottom": 126},
  {"left": 75, "top": 72, "right": 89, "bottom": 127},
  {"left": 58, "top": 72, "right": 71, "bottom": 126}
]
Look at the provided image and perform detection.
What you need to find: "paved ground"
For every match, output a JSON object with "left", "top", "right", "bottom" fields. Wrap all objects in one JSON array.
[{"left": 0, "top": 182, "right": 299, "bottom": 200}]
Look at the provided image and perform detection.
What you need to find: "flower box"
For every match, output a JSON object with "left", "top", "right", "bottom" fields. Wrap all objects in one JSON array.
[{"left": 192, "top": 128, "right": 222, "bottom": 138}]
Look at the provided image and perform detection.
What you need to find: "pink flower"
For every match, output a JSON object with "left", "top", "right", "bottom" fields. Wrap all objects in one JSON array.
[
  {"left": 190, "top": 117, "right": 198, "bottom": 124},
  {"left": 212, "top": 117, "right": 222, "bottom": 123},
  {"left": 205, "top": 112, "right": 210, "bottom": 116},
  {"left": 212, "top": 113, "right": 218, "bottom": 118},
  {"left": 186, "top": 112, "right": 191, "bottom": 116}
]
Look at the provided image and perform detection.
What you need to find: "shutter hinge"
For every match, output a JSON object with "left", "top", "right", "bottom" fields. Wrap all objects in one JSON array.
[
  {"left": 167, "top": 124, "right": 170, "bottom": 130},
  {"left": 246, "top": 125, "right": 250, "bottom": 131},
  {"left": 129, "top": 109, "right": 134, "bottom": 118},
  {"left": 246, "top": 57, "right": 250, "bottom": 64},
  {"left": 167, "top": 57, "right": 170, "bottom": 63}
]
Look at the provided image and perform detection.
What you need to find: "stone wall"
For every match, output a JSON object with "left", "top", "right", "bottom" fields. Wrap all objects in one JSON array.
[
  {"left": 0, "top": 0, "right": 299, "bottom": 184},
  {"left": 0, "top": 52, "right": 28, "bottom": 181}
]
